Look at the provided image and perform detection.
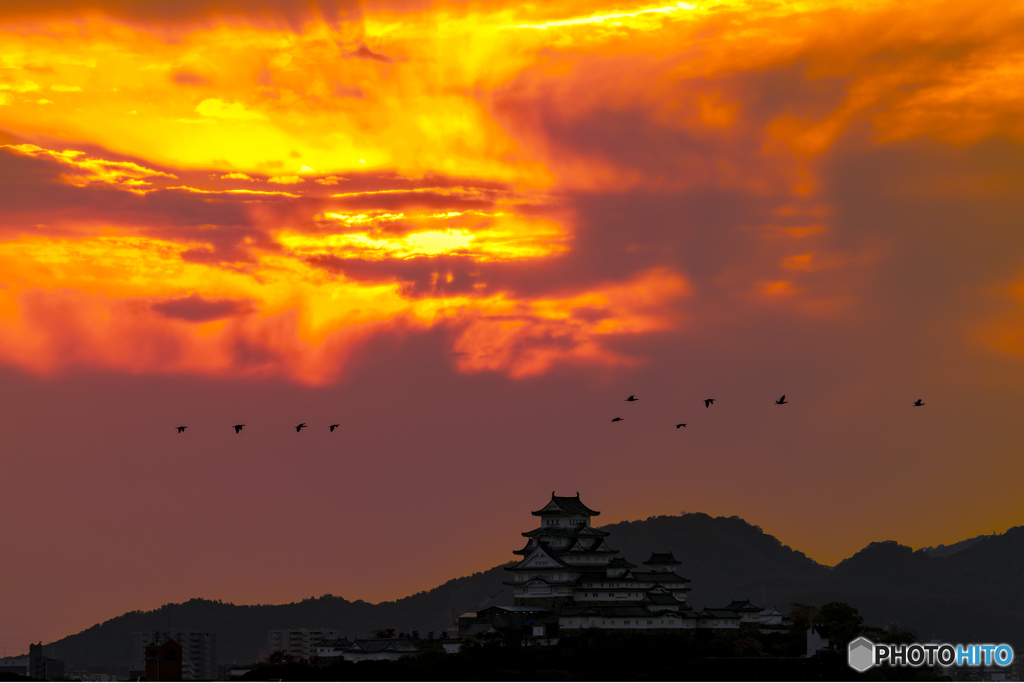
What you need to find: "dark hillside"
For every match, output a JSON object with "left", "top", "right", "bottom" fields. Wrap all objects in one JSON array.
[
  {"left": 46, "top": 516, "right": 1024, "bottom": 673},
  {"left": 600, "top": 513, "right": 829, "bottom": 610}
]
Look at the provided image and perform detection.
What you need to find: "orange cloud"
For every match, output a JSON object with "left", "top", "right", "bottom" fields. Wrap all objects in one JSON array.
[
  {"left": 1, "top": 143, "right": 177, "bottom": 194},
  {"left": 0, "top": 0, "right": 1020, "bottom": 383},
  {"left": 0, "top": 229, "right": 688, "bottom": 383}
]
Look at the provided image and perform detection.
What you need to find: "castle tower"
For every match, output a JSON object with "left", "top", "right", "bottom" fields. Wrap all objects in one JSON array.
[
  {"left": 506, "top": 492, "right": 692, "bottom": 611},
  {"left": 505, "top": 492, "right": 612, "bottom": 609}
]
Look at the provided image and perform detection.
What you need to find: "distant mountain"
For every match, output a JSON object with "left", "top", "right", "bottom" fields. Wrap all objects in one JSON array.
[
  {"left": 45, "top": 515, "right": 1024, "bottom": 673},
  {"left": 600, "top": 513, "right": 829, "bottom": 611},
  {"left": 45, "top": 567, "right": 510, "bottom": 673},
  {"left": 920, "top": 534, "right": 993, "bottom": 558}
]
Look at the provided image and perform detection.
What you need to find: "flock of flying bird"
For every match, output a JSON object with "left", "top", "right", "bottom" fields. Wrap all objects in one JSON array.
[
  {"left": 175, "top": 422, "right": 341, "bottom": 434},
  {"left": 172, "top": 396, "right": 927, "bottom": 434},
  {"left": 609, "top": 394, "right": 926, "bottom": 427}
]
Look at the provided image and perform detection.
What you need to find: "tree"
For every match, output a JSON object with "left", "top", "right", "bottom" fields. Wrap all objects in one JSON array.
[
  {"left": 814, "top": 602, "right": 864, "bottom": 649},
  {"left": 260, "top": 650, "right": 295, "bottom": 666},
  {"left": 372, "top": 628, "right": 396, "bottom": 638}
]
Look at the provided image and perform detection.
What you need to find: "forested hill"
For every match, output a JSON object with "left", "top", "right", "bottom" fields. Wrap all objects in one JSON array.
[{"left": 46, "top": 514, "right": 1024, "bottom": 672}]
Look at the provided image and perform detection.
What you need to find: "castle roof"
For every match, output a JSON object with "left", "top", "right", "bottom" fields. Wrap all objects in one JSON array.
[
  {"left": 564, "top": 538, "right": 615, "bottom": 554},
  {"left": 697, "top": 608, "right": 741, "bottom": 619},
  {"left": 722, "top": 599, "right": 763, "bottom": 612},
  {"left": 502, "top": 575, "right": 576, "bottom": 586},
  {"left": 531, "top": 492, "right": 600, "bottom": 517},
  {"left": 347, "top": 638, "right": 419, "bottom": 654},
  {"left": 561, "top": 605, "right": 698, "bottom": 619},
  {"left": 604, "top": 557, "right": 636, "bottom": 568},
  {"left": 507, "top": 543, "right": 573, "bottom": 571},
  {"left": 522, "top": 525, "right": 609, "bottom": 538},
  {"left": 630, "top": 571, "right": 692, "bottom": 584},
  {"left": 643, "top": 551, "right": 681, "bottom": 565},
  {"left": 461, "top": 624, "right": 499, "bottom": 637},
  {"left": 478, "top": 605, "right": 551, "bottom": 614},
  {"left": 641, "top": 591, "right": 683, "bottom": 605},
  {"left": 314, "top": 638, "right": 353, "bottom": 649},
  {"left": 560, "top": 605, "right": 653, "bottom": 618}
]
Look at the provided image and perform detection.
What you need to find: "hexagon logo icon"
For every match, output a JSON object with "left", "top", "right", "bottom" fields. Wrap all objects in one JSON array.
[{"left": 848, "top": 637, "right": 875, "bottom": 672}]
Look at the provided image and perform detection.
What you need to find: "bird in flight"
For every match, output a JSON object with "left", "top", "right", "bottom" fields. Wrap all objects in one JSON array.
[
  {"left": 176, "top": 426, "right": 187, "bottom": 433},
  {"left": 704, "top": 399, "right": 715, "bottom": 408},
  {"left": 676, "top": 423, "right": 687, "bottom": 429},
  {"left": 329, "top": 424, "right": 340, "bottom": 432},
  {"left": 626, "top": 395, "right": 638, "bottom": 402},
  {"left": 295, "top": 423, "right": 307, "bottom": 432},
  {"left": 914, "top": 399, "right": 925, "bottom": 406},
  {"left": 612, "top": 417, "right": 624, "bottom": 422},
  {"left": 233, "top": 424, "right": 245, "bottom": 433},
  {"left": 775, "top": 395, "right": 788, "bottom": 405}
]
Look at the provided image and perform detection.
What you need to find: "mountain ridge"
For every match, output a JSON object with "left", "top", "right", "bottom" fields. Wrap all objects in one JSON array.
[{"left": 39, "top": 513, "right": 1024, "bottom": 673}]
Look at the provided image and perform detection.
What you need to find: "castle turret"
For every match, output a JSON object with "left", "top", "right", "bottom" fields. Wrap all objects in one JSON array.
[{"left": 506, "top": 493, "right": 691, "bottom": 610}]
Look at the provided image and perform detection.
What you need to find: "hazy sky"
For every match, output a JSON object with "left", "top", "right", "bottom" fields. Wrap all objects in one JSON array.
[{"left": 1, "top": 0, "right": 1023, "bottom": 649}]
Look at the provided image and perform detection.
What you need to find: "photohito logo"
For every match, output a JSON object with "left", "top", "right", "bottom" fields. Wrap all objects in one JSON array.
[{"left": 848, "top": 637, "right": 1015, "bottom": 672}]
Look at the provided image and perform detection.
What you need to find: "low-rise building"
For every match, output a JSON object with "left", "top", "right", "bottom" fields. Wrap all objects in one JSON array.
[
  {"left": 28, "top": 643, "right": 64, "bottom": 681},
  {"left": 0, "top": 655, "right": 28, "bottom": 677},
  {"left": 267, "top": 629, "right": 338, "bottom": 661},
  {"left": 342, "top": 638, "right": 421, "bottom": 662},
  {"left": 313, "top": 637, "right": 354, "bottom": 661},
  {"left": 695, "top": 608, "right": 741, "bottom": 629},
  {"left": 133, "top": 631, "right": 216, "bottom": 681},
  {"left": 806, "top": 624, "right": 830, "bottom": 657},
  {"left": 560, "top": 604, "right": 699, "bottom": 630},
  {"left": 455, "top": 605, "right": 559, "bottom": 647},
  {"left": 145, "top": 638, "right": 182, "bottom": 682},
  {"left": 757, "top": 607, "right": 792, "bottom": 634}
]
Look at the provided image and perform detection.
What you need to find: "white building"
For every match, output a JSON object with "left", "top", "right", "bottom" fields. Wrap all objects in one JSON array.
[
  {"left": 758, "top": 606, "right": 792, "bottom": 634},
  {"left": 806, "top": 625, "right": 829, "bottom": 657},
  {"left": 266, "top": 629, "right": 338, "bottom": 661},
  {"left": 313, "top": 637, "right": 353, "bottom": 660},
  {"left": 342, "top": 638, "right": 421, "bottom": 662},
  {"left": 509, "top": 493, "right": 766, "bottom": 633},
  {"left": 506, "top": 493, "right": 692, "bottom": 605},
  {"left": 132, "top": 631, "right": 217, "bottom": 681}
]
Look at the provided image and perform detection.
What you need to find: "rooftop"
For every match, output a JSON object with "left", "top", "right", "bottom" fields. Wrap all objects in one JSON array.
[
  {"left": 347, "top": 638, "right": 420, "bottom": 654},
  {"left": 531, "top": 492, "right": 601, "bottom": 518},
  {"left": 644, "top": 551, "right": 681, "bottom": 566}
]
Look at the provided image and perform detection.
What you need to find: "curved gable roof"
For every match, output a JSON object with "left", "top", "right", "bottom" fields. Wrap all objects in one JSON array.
[{"left": 531, "top": 492, "right": 600, "bottom": 517}]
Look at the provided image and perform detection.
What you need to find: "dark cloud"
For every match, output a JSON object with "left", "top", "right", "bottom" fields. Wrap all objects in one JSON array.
[
  {"left": 305, "top": 254, "right": 493, "bottom": 297},
  {"left": 151, "top": 293, "right": 256, "bottom": 321},
  {"left": 348, "top": 42, "right": 393, "bottom": 63},
  {"left": 328, "top": 190, "right": 496, "bottom": 212},
  {"left": 0, "top": 147, "right": 262, "bottom": 242}
]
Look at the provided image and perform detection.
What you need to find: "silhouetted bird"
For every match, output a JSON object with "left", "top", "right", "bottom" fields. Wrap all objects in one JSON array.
[
  {"left": 295, "top": 423, "right": 307, "bottom": 432},
  {"left": 626, "top": 395, "right": 638, "bottom": 401},
  {"left": 704, "top": 398, "right": 715, "bottom": 408},
  {"left": 329, "top": 424, "right": 340, "bottom": 432},
  {"left": 775, "top": 395, "right": 787, "bottom": 405},
  {"left": 233, "top": 424, "right": 245, "bottom": 433},
  {"left": 914, "top": 399, "right": 925, "bottom": 406},
  {"left": 612, "top": 417, "right": 624, "bottom": 422},
  {"left": 676, "top": 423, "right": 687, "bottom": 428},
  {"left": 176, "top": 426, "right": 187, "bottom": 433}
]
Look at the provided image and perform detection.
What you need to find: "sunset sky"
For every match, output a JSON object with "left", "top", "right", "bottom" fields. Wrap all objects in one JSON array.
[{"left": 2, "top": 0, "right": 1024, "bottom": 649}]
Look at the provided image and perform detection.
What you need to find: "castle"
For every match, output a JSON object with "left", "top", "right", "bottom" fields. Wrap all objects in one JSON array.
[{"left": 504, "top": 492, "right": 767, "bottom": 632}]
